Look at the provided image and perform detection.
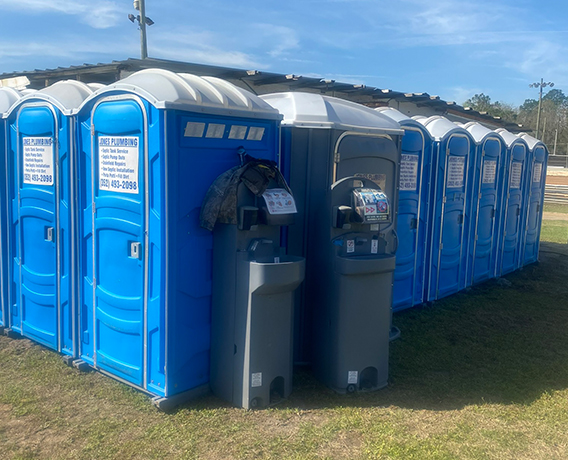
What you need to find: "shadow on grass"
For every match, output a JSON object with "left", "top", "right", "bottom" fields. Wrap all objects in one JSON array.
[{"left": 217, "top": 240, "right": 568, "bottom": 413}]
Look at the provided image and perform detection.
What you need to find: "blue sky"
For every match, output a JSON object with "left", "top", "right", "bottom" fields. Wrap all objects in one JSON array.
[{"left": 0, "top": 0, "right": 567, "bottom": 107}]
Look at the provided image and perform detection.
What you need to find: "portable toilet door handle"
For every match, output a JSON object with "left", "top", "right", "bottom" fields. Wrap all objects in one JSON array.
[
  {"left": 45, "top": 226, "right": 55, "bottom": 242},
  {"left": 130, "top": 241, "right": 142, "bottom": 259}
]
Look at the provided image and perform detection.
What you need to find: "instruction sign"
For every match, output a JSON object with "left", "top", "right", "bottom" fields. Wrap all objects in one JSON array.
[
  {"left": 399, "top": 154, "right": 419, "bottom": 191},
  {"left": 510, "top": 162, "right": 522, "bottom": 189},
  {"left": 533, "top": 163, "right": 542, "bottom": 183},
  {"left": 98, "top": 136, "right": 139, "bottom": 194},
  {"left": 482, "top": 160, "right": 497, "bottom": 184},
  {"left": 447, "top": 156, "right": 466, "bottom": 188},
  {"left": 262, "top": 188, "right": 297, "bottom": 215},
  {"left": 23, "top": 137, "right": 54, "bottom": 186}
]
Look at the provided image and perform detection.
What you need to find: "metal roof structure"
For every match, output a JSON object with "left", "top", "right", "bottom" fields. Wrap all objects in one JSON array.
[{"left": 0, "top": 57, "right": 525, "bottom": 132}]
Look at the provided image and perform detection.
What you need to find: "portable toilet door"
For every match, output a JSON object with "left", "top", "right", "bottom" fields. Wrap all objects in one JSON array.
[
  {"left": 518, "top": 133, "right": 548, "bottom": 266},
  {"left": 462, "top": 123, "right": 506, "bottom": 285},
  {"left": 75, "top": 69, "right": 281, "bottom": 399},
  {"left": 494, "top": 129, "right": 528, "bottom": 276},
  {"left": 417, "top": 116, "right": 475, "bottom": 301},
  {"left": 0, "top": 88, "right": 23, "bottom": 330},
  {"left": 377, "top": 108, "right": 433, "bottom": 311},
  {"left": 5, "top": 81, "right": 94, "bottom": 355}
]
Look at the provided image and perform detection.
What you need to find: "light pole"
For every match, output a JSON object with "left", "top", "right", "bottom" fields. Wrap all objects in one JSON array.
[
  {"left": 128, "top": 0, "right": 154, "bottom": 59},
  {"left": 529, "top": 78, "right": 554, "bottom": 139}
]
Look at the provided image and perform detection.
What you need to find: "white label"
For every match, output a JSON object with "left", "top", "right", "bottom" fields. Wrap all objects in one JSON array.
[
  {"left": 184, "top": 122, "right": 205, "bottom": 137},
  {"left": 447, "top": 156, "right": 466, "bottom": 188},
  {"left": 247, "top": 127, "right": 265, "bottom": 141},
  {"left": 274, "top": 256, "right": 280, "bottom": 264},
  {"left": 370, "top": 224, "right": 379, "bottom": 231},
  {"left": 262, "top": 188, "right": 297, "bottom": 215},
  {"left": 229, "top": 125, "right": 247, "bottom": 140},
  {"left": 98, "top": 136, "right": 139, "bottom": 194},
  {"left": 533, "top": 163, "right": 542, "bottom": 183},
  {"left": 399, "top": 154, "right": 419, "bottom": 191},
  {"left": 23, "top": 137, "right": 54, "bottom": 185},
  {"left": 482, "top": 160, "right": 497, "bottom": 185},
  {"left": 251, "top": 372, "right": 262, "bottom": 388},
  {"left": 355, "top": 173, "right": 386, "bottom": 191},
  {"left": 511, "top": 162, "right": 522, "bottom": 189},
  {"left": 206, "top": 123, "right": 225, "bottom": 138},
  {"left": 348, "top": 371, "right": 358, "bottom": 384},
  {"left": 346, "top": 239, "right": 355, "bottom": 253},
  {"left": 371, "top": 239, "right": 378, "bottom": 254}
]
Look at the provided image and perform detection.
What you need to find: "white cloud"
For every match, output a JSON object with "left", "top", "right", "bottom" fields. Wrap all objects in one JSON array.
[
  {"left": 150, "top": 30, "right": 263, "bottom": 69},
  {"left": 0, "top": 0, "right": 123, "bottom": 29}
]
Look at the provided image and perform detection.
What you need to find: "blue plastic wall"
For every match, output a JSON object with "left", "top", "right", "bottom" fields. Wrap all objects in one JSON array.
[
  {"left": 77, "top": 95, "right": 279, "bottom": 398},
  {"left": 0, "top": 119, "right": 7, "bottom": 328},
  {"left": 6, "top": 103, "right": 76, "bottom": 355},
  {"left": 466, "top": 136, "right": 506, "bottom": 285},
  {"left": 520, "top": 144, "right": 548, "bottom": 266},
  {"left": 427, "top": 132, "right": 475, "bottom": 301},
  {"left": 392, "top": 124, "right": 432, "bottom": 311},
  {"left": 497, "top": 142, "right": 527, "bottom": 276}
]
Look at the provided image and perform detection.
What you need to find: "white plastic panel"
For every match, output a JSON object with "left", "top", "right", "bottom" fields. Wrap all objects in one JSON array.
[
  {"left": 261, "top": 92, "right": 403, "bottom": 135},
  {"left": 462, "top": 121, "right": 505, "bottom": 146},
  {"left": 7, "top": 80, "right": 94, "bottom": 116},
  {"left": 80, "top": 69, "right": 280, "bottom": 119},
  {"left": 0, "top": 87, "right": 23, "bottom": 116}
]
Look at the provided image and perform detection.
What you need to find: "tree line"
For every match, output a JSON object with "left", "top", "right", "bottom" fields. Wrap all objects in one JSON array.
[{"left": 463, "top": 90, "right": 568, "bottom": 154}]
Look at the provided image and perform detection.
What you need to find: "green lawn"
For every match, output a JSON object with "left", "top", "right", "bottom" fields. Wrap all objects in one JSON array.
[
  {"left": 543, "top": 203, "right": 568, "bottom": 214},
  {"left": 2, "top": 235, "right": 568, "bottom": 459}
]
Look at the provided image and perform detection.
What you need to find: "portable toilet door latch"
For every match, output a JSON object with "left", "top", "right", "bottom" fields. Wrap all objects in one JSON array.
[
  {"left": 45, "top": 226, "right": 55, "bottom": 242},
  {"left": 130, "top": 241, "right": 142, "bottom": 259}
]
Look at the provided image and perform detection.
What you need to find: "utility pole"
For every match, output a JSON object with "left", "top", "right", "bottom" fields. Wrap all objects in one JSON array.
[
  {"left": 129, "top": 0, "right": 154, "bottom": 59},
  {"left": 529, "top": 78, "right": 554, "bottom": 139},
  {"left": 553, "top": 129, "right": 558, "bottom": 155}
]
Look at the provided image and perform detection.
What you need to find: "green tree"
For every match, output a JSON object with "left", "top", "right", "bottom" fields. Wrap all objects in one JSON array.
[{"left": 463, "top": 93, "right": 517, "bottom": 123}]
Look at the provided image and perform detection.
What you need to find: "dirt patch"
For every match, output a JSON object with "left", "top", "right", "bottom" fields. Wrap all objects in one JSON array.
[{"left": 546, "top": 175, "right": 568, "bottom": 185}]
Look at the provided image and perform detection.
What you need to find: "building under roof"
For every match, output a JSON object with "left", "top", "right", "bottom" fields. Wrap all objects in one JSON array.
[{"left": 0, "top": 57, "right": 524, "bottom": 132}]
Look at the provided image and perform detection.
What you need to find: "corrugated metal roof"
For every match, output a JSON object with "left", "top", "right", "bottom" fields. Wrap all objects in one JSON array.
[{"left": 0, "top": 57, "right": 524, "bottom": 132}]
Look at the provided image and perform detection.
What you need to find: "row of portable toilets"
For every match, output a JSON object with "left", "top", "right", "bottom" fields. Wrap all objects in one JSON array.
[{"left": 0, "top": 69, "right": 548, "bottom": 409}]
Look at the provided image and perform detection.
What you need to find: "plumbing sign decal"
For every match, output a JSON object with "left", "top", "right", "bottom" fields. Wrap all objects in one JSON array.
[
  {"left": 98, "top": 136, "right": 139, "bottom": 194},
  {"left": 23, "top": 137, "right": 54, "bottom": 186}
]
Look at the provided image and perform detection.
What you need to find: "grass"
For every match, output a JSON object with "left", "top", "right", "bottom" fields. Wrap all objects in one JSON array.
[
  {"left": 2, "top": 220, "right": 568, "bottom": 459},
  {"left": 543, "top": 203, "right": 568, "bottom": 214}
]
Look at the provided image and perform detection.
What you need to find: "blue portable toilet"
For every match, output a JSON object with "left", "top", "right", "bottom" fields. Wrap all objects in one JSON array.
[
  {"left": 0, "top": 87, "right": 24, "bottom": 330},
  {"left": 5, "top": 81, "right": 95, "bottom": 355},
  {"left": 494, "top": 129, "right": 529, "bottom": 276},
  {"left": 518, "top": 132, "right": 548, "bottom": 266},
  {"left": 461, "top": 122, "right": 506, "bottom": 284},
  {"left": 376, "top": 107, "right": 433, "bottom": 311},
  {"left": 75, "top": 69, "right": 281, "bottom": 402},
  {"left": 416, "top": 116, "right": 476, "bottom": 301}
]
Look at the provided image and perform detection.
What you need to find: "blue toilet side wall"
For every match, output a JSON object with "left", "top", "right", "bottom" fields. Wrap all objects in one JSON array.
[
  {"left": 427, "top": 134, "right": 473, "bottom": 301},
  {"left": 467, "top": 138, "right": 504, "bottom": 285},
  {"left": 498, "top": 144, "right": 526, "bottom": 276},
  {"left": 393, "top": 126, "right": 432, "bottom": 311},
  {"left": 6, "top": 104, "right": 75, "bottom": 355},
  {"left": 0, "top": 123, "right": 7, "bottom": 328},
  {"left": 164, "top": 110, "right": 280, "bottom": 397},
  {"left": 521, "top": 145, "right": 548, "bottom": 266}
]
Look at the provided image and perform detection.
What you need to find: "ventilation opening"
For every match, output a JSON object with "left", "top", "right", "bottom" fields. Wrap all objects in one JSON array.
[
  {"left": 270, "top": 376, "right": 285, "bottom": 405},
  {"left": 359, "top": 367, "right": 378, "bottom": 391}
]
